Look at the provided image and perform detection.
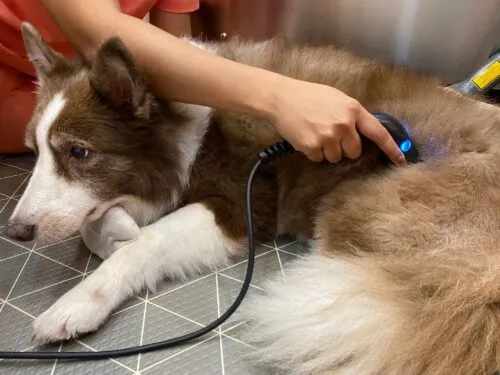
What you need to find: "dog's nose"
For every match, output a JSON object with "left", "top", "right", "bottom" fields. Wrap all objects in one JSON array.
[{"left": 5, "top": 222, "right": 35, "bottom": 242}]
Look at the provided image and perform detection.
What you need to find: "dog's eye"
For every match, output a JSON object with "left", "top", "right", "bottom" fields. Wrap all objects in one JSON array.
[{"left": 71, "top": 147, "right": 89, "bottom": 159}]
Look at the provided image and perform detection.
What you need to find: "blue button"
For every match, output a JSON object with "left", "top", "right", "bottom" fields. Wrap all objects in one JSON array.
[{"left": 399, "top": 140, "right": 412, "bottom": 153}]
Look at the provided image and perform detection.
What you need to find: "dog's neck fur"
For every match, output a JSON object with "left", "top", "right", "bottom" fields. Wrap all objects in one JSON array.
[
  {"left": 115, "top": 39, "right": 217, "bottom": 225},
  {"left": 119, "top": 102, "right": 213, "bottom": 226},
  {"left": 83, "top": 100, "right": 214, "bottom": 227}
]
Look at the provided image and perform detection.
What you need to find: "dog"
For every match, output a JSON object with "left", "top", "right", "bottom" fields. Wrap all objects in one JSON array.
[{"left": 6, "top": 22, "right": 500, "bottom": 374}]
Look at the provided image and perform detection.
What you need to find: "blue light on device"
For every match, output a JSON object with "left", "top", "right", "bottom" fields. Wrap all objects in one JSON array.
[{"left": 399, "top": 139, "right": 412, "bottom": 153}]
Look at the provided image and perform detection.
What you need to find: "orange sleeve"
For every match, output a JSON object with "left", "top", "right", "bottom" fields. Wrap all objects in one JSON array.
[{"left": 153, "top": 0, "right": 200, "bottom": 13}]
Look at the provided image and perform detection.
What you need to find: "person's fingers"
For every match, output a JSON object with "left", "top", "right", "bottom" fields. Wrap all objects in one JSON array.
[
  {"left": 356, "top": 109, "right": 406, "bottom": 165},
  {"left": 303, "top": 147, "right": 324, "bottom": 162},
  {"left": 323, "top": 138, "right": 342, "bottom": 163},
  {"left": 340, "top": 127, "right": 362, "bottom": 159}
]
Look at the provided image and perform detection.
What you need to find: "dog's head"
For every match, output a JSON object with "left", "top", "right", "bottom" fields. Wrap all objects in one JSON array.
[{"left": 6, "top": 23, "right": 208, "bottom": 245}]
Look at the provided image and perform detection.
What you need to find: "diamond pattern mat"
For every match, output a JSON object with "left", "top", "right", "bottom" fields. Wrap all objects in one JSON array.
[{"left": 0, "top": 153, "right": 311, "bottom": 374}]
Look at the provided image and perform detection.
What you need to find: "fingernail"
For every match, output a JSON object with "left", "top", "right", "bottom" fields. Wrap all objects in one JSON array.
[{"left": 397, "top": 154, "right": 407, "bottom": 165}]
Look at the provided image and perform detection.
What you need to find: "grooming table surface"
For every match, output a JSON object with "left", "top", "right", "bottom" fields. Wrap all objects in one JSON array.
[{"left": 0, "top": 153, "right": 310, "bottom": 375}]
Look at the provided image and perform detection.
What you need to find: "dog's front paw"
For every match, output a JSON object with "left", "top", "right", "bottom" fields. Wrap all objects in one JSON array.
[{"left": 31, "top": 287, "right": 111, "bottom": 345}]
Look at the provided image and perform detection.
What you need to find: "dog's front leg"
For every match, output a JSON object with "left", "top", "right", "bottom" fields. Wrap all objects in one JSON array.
[{"left": 31, "top": 202, "right": 245, "bottom": 345}]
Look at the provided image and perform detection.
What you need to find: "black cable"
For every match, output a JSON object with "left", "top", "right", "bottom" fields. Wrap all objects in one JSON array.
[{"left": 0, "top": 140, "right": 295, "bottom": 361}]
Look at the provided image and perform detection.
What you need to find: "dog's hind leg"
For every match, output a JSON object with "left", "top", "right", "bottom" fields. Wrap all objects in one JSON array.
[{"left": 31, "top": 201, "right": 245, "bottom": 345}]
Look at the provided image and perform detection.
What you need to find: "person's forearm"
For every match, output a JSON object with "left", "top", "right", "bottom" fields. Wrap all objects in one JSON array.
[{"left": 41, "top": 0, "right": 282, "bottom": 120}]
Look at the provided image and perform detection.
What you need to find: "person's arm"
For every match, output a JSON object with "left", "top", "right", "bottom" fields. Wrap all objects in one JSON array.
[{"left": 41, "top": 0, "right": 405, "bottom": 165}]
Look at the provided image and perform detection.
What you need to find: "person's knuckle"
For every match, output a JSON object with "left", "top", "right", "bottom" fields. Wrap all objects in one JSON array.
[
  {"left": 346, "top": 99, "right": 361, "bottom": 113},
  {"left": 337, "top": 121, "right": 352, "bottom": 132},
  {"left": 314, "top": 136, "right": 324, "bottom": 147},
  {"left": 321, "top": 125, "right": 337, "bottom": 139},
  {"left": 339, "top": 110, "right": 357, "bottom": 129},
  {"left": 302, "top": 138, "right": 320, "bottom": 152}
]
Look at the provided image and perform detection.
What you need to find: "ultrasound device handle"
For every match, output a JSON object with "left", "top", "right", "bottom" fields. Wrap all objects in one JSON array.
[{"left": 371, "top": 112, "right": 419, "bottom": 164}]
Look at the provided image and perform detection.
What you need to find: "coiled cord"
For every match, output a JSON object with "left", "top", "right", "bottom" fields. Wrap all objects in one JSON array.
[{"left": 258, "top": 140, "right": 295, "bottom": 164}]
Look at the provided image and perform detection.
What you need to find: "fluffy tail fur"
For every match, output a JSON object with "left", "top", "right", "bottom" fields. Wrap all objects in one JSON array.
[{"left": 240, "top": 251, "right": 500, "bottom": 375}]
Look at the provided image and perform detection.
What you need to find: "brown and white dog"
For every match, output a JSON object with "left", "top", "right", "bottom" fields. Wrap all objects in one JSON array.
[{"left": 6, "top": 22, "right": 500, "bottom": 374}]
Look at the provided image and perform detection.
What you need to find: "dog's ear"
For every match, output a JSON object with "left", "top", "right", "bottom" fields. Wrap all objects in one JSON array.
[
  {"left": 21, "top": 22, "right": 67, "bottom": 79},
  {"left": 89, "top": 37, "right": 152, "bottom": 118}
]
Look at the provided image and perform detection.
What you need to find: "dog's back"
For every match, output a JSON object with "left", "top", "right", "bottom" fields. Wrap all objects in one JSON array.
[{"left": 190, "top": 38, "right": 500, "bottom": 239}]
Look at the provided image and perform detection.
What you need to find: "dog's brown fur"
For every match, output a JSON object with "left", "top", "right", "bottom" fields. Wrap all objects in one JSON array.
[
  {"left": 18, "top": 23, "right": 500, "bottom": 374},
  {"left": 216, "top": 41, "right": 500, "bottom": 374}
]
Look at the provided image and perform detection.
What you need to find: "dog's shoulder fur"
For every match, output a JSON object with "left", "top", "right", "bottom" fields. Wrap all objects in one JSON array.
[{"left": 200, "top": 37, "right": 500, "bottom": 240}]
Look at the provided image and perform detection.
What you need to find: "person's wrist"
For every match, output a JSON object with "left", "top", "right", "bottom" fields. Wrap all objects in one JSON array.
[{"left": 242, "top": 69, "right": 288, "bottom": 123}]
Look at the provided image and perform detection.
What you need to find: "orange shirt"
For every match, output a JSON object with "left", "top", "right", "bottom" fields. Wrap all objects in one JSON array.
[{"left": 0, "top": 0, "right": 200, "bottom": 77}]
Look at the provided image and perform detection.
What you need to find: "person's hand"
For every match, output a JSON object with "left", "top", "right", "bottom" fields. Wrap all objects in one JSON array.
[{"left": 268, "top": 78, "right": 406, "bottom": 165}]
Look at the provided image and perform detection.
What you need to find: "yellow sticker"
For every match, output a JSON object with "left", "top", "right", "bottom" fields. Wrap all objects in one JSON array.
[{"left": 471, "top": 60, "right": 500, "bottom": 90}]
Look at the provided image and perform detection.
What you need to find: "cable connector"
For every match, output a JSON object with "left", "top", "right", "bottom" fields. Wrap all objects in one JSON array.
[{"left": 258, "top": 140, "right": 295, "bottom": 164}]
